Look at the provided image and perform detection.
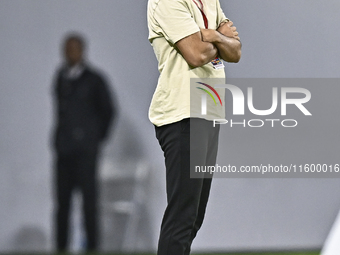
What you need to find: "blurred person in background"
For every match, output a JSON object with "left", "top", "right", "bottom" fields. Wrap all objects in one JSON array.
[{"left": 52, "top": 33, "right": 115, "bottom": 252}]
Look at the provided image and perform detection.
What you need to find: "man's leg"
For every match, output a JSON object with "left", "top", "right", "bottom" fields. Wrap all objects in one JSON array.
[
  {"left": 55, "top": 154, "right": 76, "bottom": 251},
  {"left": 77, "top": 152, "right": 98, "bottom": 252},
  {"left": 156, "top": 118, "right": 220, "bottom": 255},
  {"left": 184, "top": 119, "right": 220, "bottom": 255},
  {"left": 184, "top": 178, "right": 213, "bottom": 255}
]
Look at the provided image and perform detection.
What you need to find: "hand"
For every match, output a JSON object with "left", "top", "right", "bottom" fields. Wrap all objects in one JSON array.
[{"left": 217, "top": 21, "right": 240, "bottom": 41}]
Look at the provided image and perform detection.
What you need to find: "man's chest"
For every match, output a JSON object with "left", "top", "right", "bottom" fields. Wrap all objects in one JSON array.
[{"left": 189, "top": 0, "right": 219, "bottom": 29}]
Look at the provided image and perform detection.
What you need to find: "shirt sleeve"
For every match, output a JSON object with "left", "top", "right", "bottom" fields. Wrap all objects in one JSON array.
[
  {"left": 216, "top": 0, "right": 230, "bottom": 25},
  {"left": 94, "top": 73, "right": 115, "bottom": 140},
  {"left": 153, "top": 0, "right": 200, "bottom": 45}
]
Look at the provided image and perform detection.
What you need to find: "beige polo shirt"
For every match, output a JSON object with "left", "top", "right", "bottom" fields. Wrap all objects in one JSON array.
[{"left": 148, "top": 0, "right": 229, "bottom": 126}]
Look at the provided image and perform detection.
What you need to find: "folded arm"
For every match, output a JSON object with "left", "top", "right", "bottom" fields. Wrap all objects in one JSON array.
[
  {"left": 201, "top": 21, "right": 242, "bottom": 63},
  {"left": 175, "top": 21, "right": 241, "bottom": 67},
  {"left": 175, "top": 31, "right": 219, "bottom": 68}
]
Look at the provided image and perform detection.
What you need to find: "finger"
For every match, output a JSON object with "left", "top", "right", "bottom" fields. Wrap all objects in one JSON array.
[{"left": 227, "top": 21, "right": 234, "bottom": 27}]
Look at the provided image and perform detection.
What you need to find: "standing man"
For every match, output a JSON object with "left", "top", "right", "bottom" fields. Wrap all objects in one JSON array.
[
  {"left": 52, "top": 33, "right": 115, "bottom": 252},
  {"left": 147, "top": 0, "right": 241, "bottom": 254}
]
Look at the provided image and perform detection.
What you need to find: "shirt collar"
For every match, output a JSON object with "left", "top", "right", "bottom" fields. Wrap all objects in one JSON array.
[{"left": 64, "top": 63, "right": 85, "bottom": 80}]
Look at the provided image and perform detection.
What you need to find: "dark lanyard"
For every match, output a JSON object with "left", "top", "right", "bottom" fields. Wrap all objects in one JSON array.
[{"left": 192, "top": 0, "right": 208, "bottom": 29}]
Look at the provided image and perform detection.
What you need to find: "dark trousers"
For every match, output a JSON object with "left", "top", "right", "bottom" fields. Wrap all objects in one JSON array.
[
  {"left": 55, "top": 151, "right": 98, "bottom": 252},
  {"left": 155, "top": 118, "right": 220, "bottom": 255}
]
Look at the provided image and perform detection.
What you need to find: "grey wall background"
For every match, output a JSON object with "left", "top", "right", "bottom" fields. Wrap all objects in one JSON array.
[{"left": 0, "top": 0, "right": 340, "bottom": 253}]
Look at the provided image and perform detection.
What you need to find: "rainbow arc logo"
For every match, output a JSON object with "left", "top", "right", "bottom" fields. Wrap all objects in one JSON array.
[
  {"left": 196, "top": 82, "right": 223, "bottom": 106},
  {"left": 196, "top": 82, "right": 222, "bottom": 115}
]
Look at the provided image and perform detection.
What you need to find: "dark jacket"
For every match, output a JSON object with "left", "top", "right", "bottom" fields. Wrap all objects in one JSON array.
[{"left": 53, "top": 65, "right": 115, "bottom": 155}]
